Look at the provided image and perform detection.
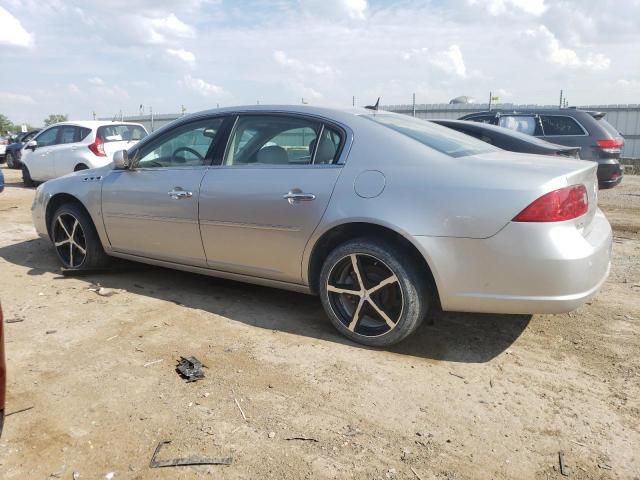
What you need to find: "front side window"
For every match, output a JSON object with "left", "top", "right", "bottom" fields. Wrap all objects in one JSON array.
[
  {"left": 540, "top": 116, "right": 585, "bottom": 136},
  {"left": 35, "top": 127, "right": 59, "bottom": 147},
  {"left": 224, "top": 115, "right": 328, "bottom": 166},
  {"left": 364, "top": 114, "right": 496, "bottom": 158},
  {"left": 135, "top": 118, "right": 224, "bottom": 168}
]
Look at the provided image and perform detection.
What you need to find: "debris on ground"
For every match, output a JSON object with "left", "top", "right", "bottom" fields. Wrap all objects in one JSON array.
[
  {"left": 233, "top": 396, "right": 248, "bottom": 421},
  {"left": 284, "top": 436, "right": 318, "bottom": 442},
  {"left": 46, "top": 330, "right": 57, "bottom": 335},
  {"left": 104, "top": 472, "right": 115, "bottom": 479},
  {"left": 88, "top": 284, "right": 118, "bottom": 297},
  {"left": 410, "top": 466, "right": 425, "bottom": 480},
  {"left": 5, "top": 406, "right": 34, "bottom": 417},
  {"left": 5, "top": 315, "right": 24, "bottom": 323},
  {"left": 268, "top": 431, "right": 276, "bottom": 439},
  {"left": 559, "top": 451, "right": 569, "bottom": 476},
  {"left": 598, "top": 463, "right": 613, "bottom": 470},
  {"left": 72, "top": 472, "right": 80, "bottom": 480},
  {"left": 176, "top": 356, "right": 207, "bottom": 382},
  {"left": 449, "top": 372, "right": 465, "bottom": 380},
  {"left": 144, "top": 360, "right": 162, "bottom": 367},
  {"left": 149, "top": 440, "right": 232, "bottom": 468}
]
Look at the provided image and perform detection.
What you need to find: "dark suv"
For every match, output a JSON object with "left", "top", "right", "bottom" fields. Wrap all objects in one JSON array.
[{"left": 459, "top": 109, "right": 624, "bottom": 188}]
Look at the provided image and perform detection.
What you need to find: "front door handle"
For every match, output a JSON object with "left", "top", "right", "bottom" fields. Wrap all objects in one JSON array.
[
  {"left": 168, "top": 188, "right": 193, "bottom": 200},
  {"left": 283, "top": 191, "right": 316, "bottom": 204}
]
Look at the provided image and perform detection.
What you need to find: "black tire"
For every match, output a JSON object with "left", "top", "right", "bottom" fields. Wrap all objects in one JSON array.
[
  {"left": 319, "top": 238, "right": 430, "bottom": 347},
  {"left": 6, "top": 152, "right": 15, "bottom": 168},
  {"left": 22, "top": 164, "right": 34, "bottom": 187},
  {"left": 50, "top": 203, "right": 109, "bottom": 270}
]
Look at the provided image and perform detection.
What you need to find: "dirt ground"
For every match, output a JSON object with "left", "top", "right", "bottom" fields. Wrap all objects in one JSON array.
[{"left": 0, "top": 165, "right": 638, "bottom": 480}]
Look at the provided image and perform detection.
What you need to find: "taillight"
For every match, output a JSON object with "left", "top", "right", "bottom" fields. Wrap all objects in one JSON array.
[
  {"left": 513, "top": 185, "right": 588, "bottom": 222},
  {"left": 88, "top": 135, "right": 106, "bottom": 157},
  {"left": 596, "top": 138, "right": 624, "bottom": 152}
]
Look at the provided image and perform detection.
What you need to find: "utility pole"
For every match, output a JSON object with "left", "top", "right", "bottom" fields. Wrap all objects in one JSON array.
[
  {"left": 181, "top": 104, "right": 186, "bottom": 116},
  {"left": 412, "top": 93, "right": 416, "bottom": 117},
  {"left": 488, "top": 91, "right": 492, "bottom": 111},
  {"left": 150, "top": 106, "right": 154, "bottom": 132},
  {"left": 352, "top": 96, "right": 355, "bottom": 107},
  {"left": 559, "top": 89, "right": 563, "bottom": 109},
  {"left": 92, "top": 111, "right": 96, "bottom": 120}
]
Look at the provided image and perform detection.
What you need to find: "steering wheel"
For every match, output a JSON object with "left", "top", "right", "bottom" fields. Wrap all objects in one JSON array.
[{"left": 172, "top": 147, "right": 203, "bottom": 163}]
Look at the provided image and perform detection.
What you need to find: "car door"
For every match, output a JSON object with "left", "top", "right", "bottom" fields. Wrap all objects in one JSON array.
[
  {"left": 538, "top": 115, "right": 587, "bottom": 150},
  {"left": 199, "top": 114, "right": 346, "bottom": 283},
  {"left": 101, "top": 116, "right": 227, "bottom": 266},
  {"left": 52, "top": 125, "right": 89, "bottom": 177},
  {"left": 26, "top": 126, "right": 60, "bottom": 180}
]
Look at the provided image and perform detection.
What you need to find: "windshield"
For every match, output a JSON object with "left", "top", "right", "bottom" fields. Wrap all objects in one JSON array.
[
  {"left": 363, "top": 113, "right": 497, "bottom": 158},
  {"left": 98, "top": 124, "right": 148, "bottom": 143}
]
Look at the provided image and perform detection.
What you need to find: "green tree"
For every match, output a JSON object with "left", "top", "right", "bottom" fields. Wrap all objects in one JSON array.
[
  {"left": 43, "top": 114, "right": 68, "bottom": 126},
  {"left": 0, "top": 114, "right": 14, "bottom": 135}
]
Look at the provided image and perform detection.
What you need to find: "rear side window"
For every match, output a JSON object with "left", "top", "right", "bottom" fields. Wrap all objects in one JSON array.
[
  {"left": 98, "top": 124, "right": 148, "bottom": 143},
  {"left": 467, "top": 115, "right": 496, "bottom": 124},
  {"left": 540, "top": 116, "right": 585, "bottom": 136},
  {"left": 364, "top": 114, "right": 496, "bottom": 158},
  {"left": 498, "top": 115, "right": 542, "bottom": 136}
]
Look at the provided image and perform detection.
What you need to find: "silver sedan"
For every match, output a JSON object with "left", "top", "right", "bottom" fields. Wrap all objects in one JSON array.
[{"left": 31, "top": 105, "right": 612, "bottom": 346}]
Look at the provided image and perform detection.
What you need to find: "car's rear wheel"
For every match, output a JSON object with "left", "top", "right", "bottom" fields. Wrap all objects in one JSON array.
[
  {"left": 319, "top": 238, "right": 429, "bottom": 346},
  {"left": 22, "top": 164, "right": 34, "bottom": 187},
  {"left": 50, "top": 203, "right": 109, "bottom": 270}
]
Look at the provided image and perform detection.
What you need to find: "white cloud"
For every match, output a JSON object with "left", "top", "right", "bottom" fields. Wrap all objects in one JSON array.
[
  {"left": 429, "top": 45, "right": 467, "bottom": 78},
  {"left": 88, "top": 77, "right": 104, "bottom": 86},
  {"left": 182, "top": 74, "right": 224, "bottom": 96},
  {"left": 140, "top": 13, "right": 194, "bottom": 45},
  {"left": 527, "top": 25, "right": 610, "bottom": 71},
  {"left": 301, "top": 0, "right": 368, "bottom": 21},
  {"left": 0, "top": 92, "right": 35, "bottom": 105},
  {"left": 0, "top": 6, "right": 34, "bottom": 47},
  {"left": 166, "top": 48, "right": 196, "bottom": 65},
  {"left": 274, "top": 50, "right": 336, "bottom": 76},
  {"left": 468, "top": 0, "right": 547, "bottom": 16},
  {"left": 67, "top": 83, "right": 83, "bottom": 95}
]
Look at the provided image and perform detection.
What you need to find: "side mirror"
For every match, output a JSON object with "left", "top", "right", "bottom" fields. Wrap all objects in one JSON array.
[
  {"left": 25, "top": 140, "right": 38, "bottom": 151},
  {"left": 112, "top": 150, "right": 130, "bottom": 170}
]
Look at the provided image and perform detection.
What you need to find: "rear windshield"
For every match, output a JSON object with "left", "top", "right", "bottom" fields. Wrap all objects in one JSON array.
[
  {"left": 98, "top": 124, "right": 148, "bottom": 143},
  {"left": 363, "top": 114, "right": 496, "bottom": 158},
  {"left": 597, "top": 118, "right": 621, "bottom": 138}
]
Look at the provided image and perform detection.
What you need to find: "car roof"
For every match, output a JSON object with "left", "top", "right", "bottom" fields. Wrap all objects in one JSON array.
[
  {"left": 463, "top": 108, "right": 595, "bottom": 117},
  {"left": 432, "top": 119, "right": 577, "bottom": 150},
  {"left": 45, "top": 121, "right": 146, "bottom": 129}
]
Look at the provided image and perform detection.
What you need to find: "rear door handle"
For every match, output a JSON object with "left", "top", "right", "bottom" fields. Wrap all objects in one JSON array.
[
  {"left": 168, "top": 188, "right": 193, "bottom": 200},
  {"left": 283, "top": 191, "right": 316, "bottom": 204}
]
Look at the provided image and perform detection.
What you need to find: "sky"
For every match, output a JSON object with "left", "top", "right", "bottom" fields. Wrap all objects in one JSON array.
[{"left": 1, "top": 0, "right": 639, "bottom": 126}]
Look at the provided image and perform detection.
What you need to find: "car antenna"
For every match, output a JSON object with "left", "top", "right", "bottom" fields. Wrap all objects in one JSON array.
[{"left": 365, "top": 97, "right": 380, "bottom": 111}]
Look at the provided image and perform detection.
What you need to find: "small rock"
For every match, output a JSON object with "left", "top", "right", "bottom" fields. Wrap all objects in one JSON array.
[
  {"left": 73, "top": 472, "right": 80, "bottom": 480},
  {"left": 105, "top": 473, "right": 115, "bottom": 480},
  {"left": 268, "top": 431, "right": 276, "bottom": 439}
]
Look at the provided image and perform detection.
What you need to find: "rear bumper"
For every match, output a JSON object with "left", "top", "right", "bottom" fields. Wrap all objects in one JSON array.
[
  {"left": 414, "top": 209, "right": 612, "bottom": 314},
  {"left": 597, "top": 160, "right": 623, "bottom": 188}
]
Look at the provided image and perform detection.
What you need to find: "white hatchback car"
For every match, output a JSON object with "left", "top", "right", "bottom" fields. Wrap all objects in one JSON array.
[{"left": 21, "top": 121, "right": 147, "bottom": 186}]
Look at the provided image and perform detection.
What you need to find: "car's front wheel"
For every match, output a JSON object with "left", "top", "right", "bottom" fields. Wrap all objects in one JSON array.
[
  {"left": 50, "top": 203, "right": 109, "bottom": 270},
  {"left": 6, "top": 152, "right": 16, "bottom": 169},
  {"left": 319, "top": 238, "right": 430, "bottom": 346},
  {"left": 21, "top": 164, "right": 34, "bottom": 187}
]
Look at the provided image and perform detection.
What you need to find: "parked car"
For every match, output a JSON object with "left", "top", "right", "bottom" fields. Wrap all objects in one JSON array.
[
  {"left": 21, "top": 121, "right": 148, "bottom": 186},
  {"left": 31, "top": 106, "right": 612, "bottom": 346},
  {"left": 459, "top": 109, "right": 624, "bottom": 188},
  {"left": 0, "top": 303, "right": 5, "bottom": 437},
  {"left": 5, "top": 130, "right": 40, "bottom": 169},
  {"left": 431, "top": 119, "right": 581, "bottom": 158},
  {"left": 0, "top": 137, "right": 7, "bottom": 163}
]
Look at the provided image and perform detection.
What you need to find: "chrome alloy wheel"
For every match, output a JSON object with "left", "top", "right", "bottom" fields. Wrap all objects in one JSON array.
[
  {"left": 52, "top": 213, "right": 87, "bottom": 268},
  {"left": 326, "top": 254, "right": 404, "bottom": 337}
]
